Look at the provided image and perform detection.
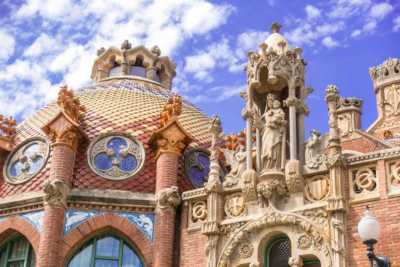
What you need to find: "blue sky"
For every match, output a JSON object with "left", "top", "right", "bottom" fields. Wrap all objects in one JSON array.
[{"left": 0, "top": 0, "right": 399, "bottom": 136}]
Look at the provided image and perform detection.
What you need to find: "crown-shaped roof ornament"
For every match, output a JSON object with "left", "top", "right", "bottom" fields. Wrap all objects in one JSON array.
[
  {"left": 369, "top": 58, "right": 400, "bottom": 90},
  {"left": 91, "top": 41, "right": 176, "bottom": 90}
]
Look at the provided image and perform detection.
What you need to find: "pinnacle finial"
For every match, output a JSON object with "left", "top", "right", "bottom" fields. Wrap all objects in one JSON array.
[
  {"left": 271, "top": 22, "right": 282, "bottom": 33},
  {"left": 121, "top": 40, "right": 132, "bottom": 50}
]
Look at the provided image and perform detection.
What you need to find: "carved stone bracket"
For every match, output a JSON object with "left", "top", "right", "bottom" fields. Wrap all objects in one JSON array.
[
  {"left": 156, "top": 186, "right": 181, "bottom": 211},
  {"left": 43, "top": 178, "right": 70, "bottom": 208}
]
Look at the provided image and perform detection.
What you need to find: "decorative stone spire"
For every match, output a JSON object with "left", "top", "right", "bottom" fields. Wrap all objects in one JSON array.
[
  {"left": 337, "top": 97, "right": 363, "bottom": 137},
  {"left": 56, "top": 85, "right": 85, "bottom": 123},
  {"left": 0, "top": 115, "right": 16, "bottom": 151},
  {"left": 271, "top": 22, "right": 282, "bottom": 33},
  {"left": 159, "top": 95, "right": 182, "bottom": 128}
]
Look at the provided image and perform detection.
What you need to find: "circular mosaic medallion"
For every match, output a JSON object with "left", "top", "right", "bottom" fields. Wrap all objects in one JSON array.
[
  {"left": 3, "top": 137, "right": 49, "bottom": 184},
  {"left": 87, "top": 133, "right": 145, "bottom": 180},
  {"left": 184, "top": 149, "right": 210, "bottom": 188}
]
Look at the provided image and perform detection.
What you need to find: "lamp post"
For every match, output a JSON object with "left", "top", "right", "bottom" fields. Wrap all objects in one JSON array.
[{"left": 357, "top": 206, "right": 391, "bottom": 267}]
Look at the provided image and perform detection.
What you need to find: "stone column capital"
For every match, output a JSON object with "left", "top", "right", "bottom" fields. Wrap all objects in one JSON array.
[
  {"left": 42, "top": 86, "right": 86, "bottom": 152},
  {"left": 150, "top": 118, "right": 193, "bottom": 160}
]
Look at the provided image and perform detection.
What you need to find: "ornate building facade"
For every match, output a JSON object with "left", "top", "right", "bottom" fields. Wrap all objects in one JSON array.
[{"left": 0, "top": 23, "right": 399, "bottom": 267}]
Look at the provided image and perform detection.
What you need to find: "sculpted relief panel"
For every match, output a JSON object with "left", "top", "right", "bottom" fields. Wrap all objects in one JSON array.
[
  {"left": 383, "top": 84, "right": 400, "bottom": 117},
  {"left": 304, "top": 175, "right": 330, "bottom": 203},
  {"left": 349, "top": 166, "right": 379, "bottom": 202}
]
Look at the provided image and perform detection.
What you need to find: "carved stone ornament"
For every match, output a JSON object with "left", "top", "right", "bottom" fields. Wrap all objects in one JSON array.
[
  {"left": 191, "top": 200, "right": 207, "bottom": 223},
  {"left": 256, "top": 176, "right": 287, "bottom": 202},
  {"left": 43, "top": 178, "right": 70, "bottom": 207},
  {"left": 0, "top": 115, "right": 17, "bottom": 151},
  {"left": 217, "top": 208, "right": 332, "bottom": 267},
  {"left": 297, "top": 234, "right": 312, "bottom": 249},
  {"left": 149, "top": 108, "right": 193, "bottom": 159},
  {"left": 87, "top": 133, "right": 145, "bottom": 180},
  {"left": 156, "top": 186, "right": 181, "bottom": 211},
  {"left": 305, "top": 129, "right": 326, "bottom": 169},
  {"left": 222, "top": 145, "right": 246, "bottom": 187},
  {"left": 352, "top": 167, "right": 377, "bottom": 195},
  {"left": 304, "top": 175, "right": 330, "bottom": 202},
  {"left": 389, "top": 161, "right": 400, "bottom": 191},
  {"left": 3, "top": 138, "right": 49, "bottom": 184},
  {"left": 56, "top": 85, "right": 85, "bottom": 123},
  {"left": 238, "top": 241, "right": 253, "bottom": 258},
  {"left": 369, "top": 57, "right": 400, "bottom": 89},
  {"left": 382, "top": 84, "right": 400, "bottom": 117},
  {"left": 285, "top": 160, "right": 303, "bottom": 193},
  {"left": 224, "top": 194, "right": 246, "bottom": 218},
  {"left": 289, "top": 256, "right": 304, "bottom": 267},
  {"left": 159, "top": 95, "right": 182, "bottom": 128}
]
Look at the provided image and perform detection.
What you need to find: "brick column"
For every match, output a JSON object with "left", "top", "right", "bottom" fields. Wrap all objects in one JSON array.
[
  {"left": 37, "top": 142, "right": 76, "bottom": 267},
  {"left": 38, "top": 86, "right": 84, "bottom": 267},
  {"left": 150, "top": 114, "right": 192, "bottom": 267},
  {"left": 154, "top": 152, "right": 180, "bottom": 267}
]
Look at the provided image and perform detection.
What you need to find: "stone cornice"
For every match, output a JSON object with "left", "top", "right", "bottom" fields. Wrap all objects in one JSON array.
[{"left": 346, "top": 147, "right": 400, "bottom": 165}]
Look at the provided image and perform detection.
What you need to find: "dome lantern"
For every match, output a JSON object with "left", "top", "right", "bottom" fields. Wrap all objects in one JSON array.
[{"left": 91, "top": 40, "right": 176, "bottom": 90}]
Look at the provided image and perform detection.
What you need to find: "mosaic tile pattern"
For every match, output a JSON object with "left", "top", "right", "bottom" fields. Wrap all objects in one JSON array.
[{"left": 64, "top": 209, "right": 155, "bottom": 240}]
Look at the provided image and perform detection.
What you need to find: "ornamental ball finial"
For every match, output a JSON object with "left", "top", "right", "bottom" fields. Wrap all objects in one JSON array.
[
  {"left": 271, "top": 22, "right": 282, "bottom": 33},
  {"left": 151, "top": 45, "right": 161, "bottom": 56},
  {"left": 121, "top": 40, "right": 132, "bottom": 50}
]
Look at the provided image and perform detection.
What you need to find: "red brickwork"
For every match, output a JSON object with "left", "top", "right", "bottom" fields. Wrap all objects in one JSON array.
[
  {"left": 347, "top": 159, "right": 400, "bottom": 267},
  {"left": 341, "top": 137, "right": 386, "bottom": 154},
  {"left": 154, "top": 152, "right": 180, "bottom": 267},
  {"left": 179, "top": 205, "right": 207, "bottom": 267},
  {"left": 62, "top": 213, "right": 153, "bottom": 266},
  {"left": 0, "top": 216, "right": 40, "bottom": 255},
  {"left": 37, "top": 143, "right": 76, "bottom": 267},
  {"left": 37, "top": 205, "right": 65, "bottom": 267}
]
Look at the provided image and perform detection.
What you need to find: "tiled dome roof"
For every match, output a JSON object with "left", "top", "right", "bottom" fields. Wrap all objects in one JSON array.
[
  {"left": 16, "top": 78, "right": 211, "bottom": 144},
  {"left": 1, "top": 78, "right": 211, "bottom": 198}
]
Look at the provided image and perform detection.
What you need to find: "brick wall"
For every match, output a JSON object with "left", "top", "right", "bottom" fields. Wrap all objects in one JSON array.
[
  {"left": 347, "top": 159, "right": 400, "bottom": 267},
  {"left": 179, "top": 204, "right": 207, "bottom": 267}
]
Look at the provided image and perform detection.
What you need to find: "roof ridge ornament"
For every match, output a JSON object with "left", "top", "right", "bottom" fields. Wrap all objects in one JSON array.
[
  {"left": 57, "top": 85, "right": 86, "bottom": 124},
  {"left": 159, "top": 95, "right": 182, "bottom": 128},
  {"left": 0, "top": 114, "right": 16, "bottom": 152},
  {"left": 271, "top": 22, "right": 282, "bottom": 33}
]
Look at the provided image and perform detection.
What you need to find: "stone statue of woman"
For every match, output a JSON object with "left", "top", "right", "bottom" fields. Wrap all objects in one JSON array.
[{"left": 261, "top": 97, "right": 286, "bottom": 171}]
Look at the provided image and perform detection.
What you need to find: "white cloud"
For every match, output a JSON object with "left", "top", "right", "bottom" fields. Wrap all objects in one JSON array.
[
  {"left": 181, "top": 1, "right": 234, "bottom": 35},
  {"left": 305, "top": 5, "right": 321, "bottom": 20},
  {"left": 369, "top": 2, "right": 393, "bottom": 20},
  {"left": 351, "top": 29, "right": 361, "bottom": 37},
  {"left": 0, "top": 30, "right": 15, "bottom": 62},
  {"left": 235, "top": 30, "right": 267, "bottom": 58},
  {"left": 394, "top": 16, "right": 400, "bottom": 32},
  {"left": 24, "top": 34, "right": 57, "bottom": 57},
  {"left": 3, "top": 0, "right": 235, "bottom": 120},
  {"left": 329, "top": 0, "right": 372, "bottom": 19},
  {"left": 184, "top": 38, "right": 240, "bottom": 82},
  {"left": 322, "top": 36, "right": 339, "bottom": 48}
]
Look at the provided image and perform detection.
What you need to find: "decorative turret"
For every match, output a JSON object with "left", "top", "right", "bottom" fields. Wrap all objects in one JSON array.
[
  {"left": 91, "top": 40, "right": 176, "bottom": 90},
  {"left": 368, "top": 58, "right": 400, "bottom": 139},
  {"left": 337, "top": 97, "right": 363, "bottom": 137}
]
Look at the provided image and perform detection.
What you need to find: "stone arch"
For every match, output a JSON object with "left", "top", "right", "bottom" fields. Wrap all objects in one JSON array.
[
  {"left": 0, "top": 216, "right": 40, "bottom": 256},
  {"left": 217, "top": 208, "right": 332, "bottom": 267},
  {"left": 62, "top": 213, "right": 153, "bottom": 267}
]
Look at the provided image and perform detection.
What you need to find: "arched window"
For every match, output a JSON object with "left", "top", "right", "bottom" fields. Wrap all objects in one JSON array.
[
  {"left": 129, "top": 56, "right": 146, "bottom": 77},
  {"left": 265, "top": 235, "right": 291, "bottom": 267},
  {"left": 68, "top": 233, "right": 143, "bottom": 267},
  {"left": 0, "top": 234, "right": 36, "bottom": 267}
]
